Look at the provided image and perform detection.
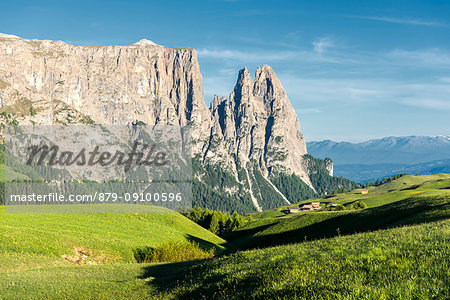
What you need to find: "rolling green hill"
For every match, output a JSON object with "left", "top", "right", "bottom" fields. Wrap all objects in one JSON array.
[
  {"left": 1, "top": 219, "right": 447, "bottom": 299},
  {"left": 226, "top": 174, "right": 450, "bottom": 249},
  {"left": 298, "top": 173, "right": 450, "bottom": 208},
  {"left": 146, "top": 219, "right": 449, "bottom": 299},
  {"left": 0, "top": 206, "right": 225, "bottom": 272},
  {"left": 1, "top": 168, "right": 449, "bottom": 299}
]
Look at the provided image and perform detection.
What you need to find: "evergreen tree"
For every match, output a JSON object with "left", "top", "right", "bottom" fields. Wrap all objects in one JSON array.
[{"left": 209, "top": 213, "right": 220, "bottom": 235}]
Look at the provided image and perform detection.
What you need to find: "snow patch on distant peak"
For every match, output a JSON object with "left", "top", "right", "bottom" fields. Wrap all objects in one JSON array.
[
  {"left": 134, "top": 39, "right": 158, "bottom": 46},
  {"left": 0, "top": 33, "right": 20, "bottom": 39}
]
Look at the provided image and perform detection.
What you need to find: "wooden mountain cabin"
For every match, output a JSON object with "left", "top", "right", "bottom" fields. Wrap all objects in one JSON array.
[
  {"left": 361, "top": 189, "right": 369, "bottom": 194},
  {"left": 312, "top": 203, "right": 322, "bottom": 210},
  {"left": 301, "top": 203, "right": 322, "bottom": 211},
  {"left": 288, "top": 206, "right": 300, "bottom": 213},
  {"left": 301, "top": 204, "right": 314, "bottom": 211}
]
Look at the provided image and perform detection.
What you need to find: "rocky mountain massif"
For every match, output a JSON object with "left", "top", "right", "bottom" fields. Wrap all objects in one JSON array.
[{"left": 0, "top": 34, "right": 358, "bottom": 212}]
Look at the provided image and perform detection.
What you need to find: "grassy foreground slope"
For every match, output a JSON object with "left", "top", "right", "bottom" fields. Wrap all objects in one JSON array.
[
  {"left": 0, "top": 206, "right": 225, "bottom": 271},
  {"left": 1, "top": 172, "right": 449, "bottom": 299},
  {"left": 2, "top": 220, "right": 447, "bottom": 299},
  {"left": 155, "top": 220, "right": 449, "bottom": 299},
  {"left": 227, "top": 174, "right": 450, "bottom": 249}
]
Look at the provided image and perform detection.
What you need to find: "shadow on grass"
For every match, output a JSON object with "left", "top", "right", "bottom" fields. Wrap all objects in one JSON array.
[
  {"left": 139, "top": 256, "right": 356, "bottom": 299},
  {"left": 401, "top": 184, "right": 421, "bottom": 191},
  {"left": 220, "top": 223, "right": 274, "bottom": 251},
  {"left": 137, "top": 195, "right": 449, "bottom": 298},
  {"left": 184, "top": 234, "right": 227, "bottom": 254},
  {"left": 138, "top": 259, "right": 206, "bottom": 295},
  {"left": 136, "top": 235, "right": 223, "bottom": 297},
  {"left": 226, "top": 196, "right": 450, "bottom": 250},
  {"left": 222, "top": 223, "right": 273, "bottom": 241}
]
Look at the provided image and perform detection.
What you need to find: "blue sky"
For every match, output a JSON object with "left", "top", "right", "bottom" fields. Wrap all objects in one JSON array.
[{"left": 1, "top": 0, "right": 449, "bottom": 142}]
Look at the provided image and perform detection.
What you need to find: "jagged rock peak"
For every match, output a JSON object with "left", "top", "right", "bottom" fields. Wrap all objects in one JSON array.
[
  {"left": 253, "top": 64, "right": 287, "bottom": 100},
  {"left": 256, "top": 64, "right": 275, "bottom": 75},
  {"left": 254, "top": 65, "right": 278, "bottom": 81},
  {"left": 210, "top": 95, "right": 227, "bottom": 111},
  {"left": 207, "top": 65, "right": 312, "bottom": 187},
  {"left": 236, "top": 67, "right": 252, "bottom": 86}
]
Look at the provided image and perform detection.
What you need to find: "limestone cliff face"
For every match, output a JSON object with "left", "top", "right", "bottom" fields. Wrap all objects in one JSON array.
[
  {"left": 0, "top": 34, "right": 316, "bottom": 211},
  {"left": 0, "top": 34, "right": 212, "bottom": 153}
]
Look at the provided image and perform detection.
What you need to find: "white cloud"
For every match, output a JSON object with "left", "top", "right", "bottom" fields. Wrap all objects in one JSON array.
[
  {"left": 197, "top": 48, "right": 299, "bottom": 62},
  {"left": 388, "top": 48, "right": 450, "bottom": 66},
  {"left": 313, "top": 37, "right": 334, "bottom": 55},
  {"left": 403, "top": 99, "right": 450, "bottom": 110},
  {"left": 278, "top": 74, "right": 450, "bottom": 111},
  {"left": 295, "top": 108, "right": 321, "bottom": 114},
  {"left": 342, "top": 87, "right": 381, "bottom": 100},
  {"left": 198, "top": 41, "right": 450, "bottom": 111},
  {"left": 197, "top": 45, "right": 347, "bottom": 64},
  {"left": 357, "top": 16, "right": 445, "bottom": 27},
  {"left": 199, "top": 44, "right": 450, "bottom": 73}
]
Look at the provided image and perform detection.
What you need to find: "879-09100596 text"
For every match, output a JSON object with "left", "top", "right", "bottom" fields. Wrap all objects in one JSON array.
[{"left": 8, "top": 192, "right": 185, "bottom": 203}]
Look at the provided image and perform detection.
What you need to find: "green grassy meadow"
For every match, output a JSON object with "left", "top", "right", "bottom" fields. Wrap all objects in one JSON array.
[
  {"left": 225, "top": 174, "right": 450, "bottom": 250},
  {"left": 1, "top": 220, "right": 448, "bottom": 299},
  {"left": 298, "top": 173, "right": 450, "bottom": 208},
  {"left": 0, "top": 208, "right": 225, "bottom": 266},
  {"left": 156, "top": 220, "right": 450, "bottom": 299},
  {"left": 0, "top": 173, "right": 449, "bottom": 299}
]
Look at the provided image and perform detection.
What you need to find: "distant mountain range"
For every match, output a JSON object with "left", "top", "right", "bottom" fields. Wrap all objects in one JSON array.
[{"left": 307, "top": 136, "right": 450, "bottom": 182}]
